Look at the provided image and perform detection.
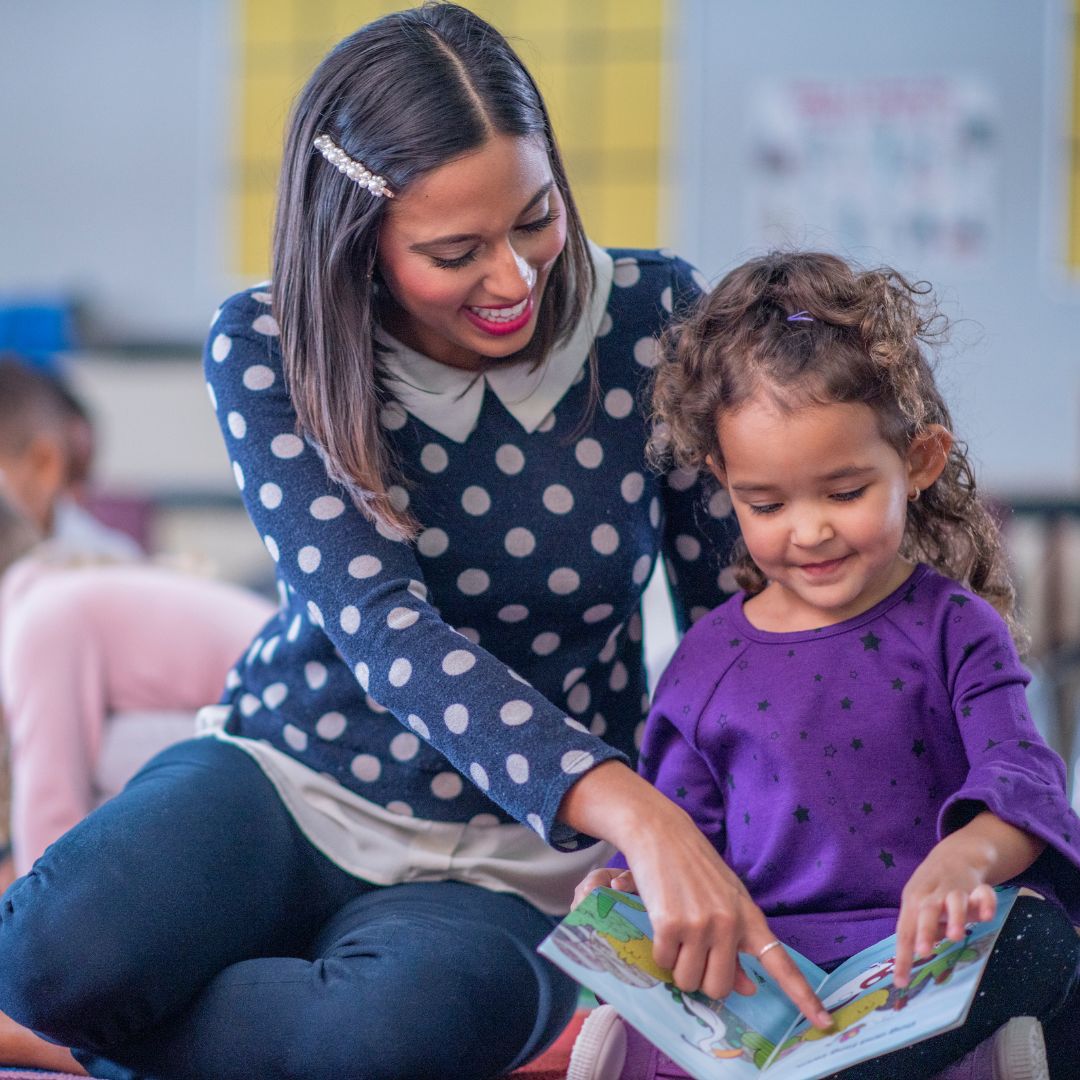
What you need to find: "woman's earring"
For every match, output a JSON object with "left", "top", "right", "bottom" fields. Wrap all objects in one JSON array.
[{"left": 908, "top": 486, "right": 921, "bottom": 502}]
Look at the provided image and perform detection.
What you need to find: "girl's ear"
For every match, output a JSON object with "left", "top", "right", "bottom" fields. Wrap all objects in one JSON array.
[
  {"left": 704, "top": 453, "right": 727, "bottom": 487},
  {"left": 905, "top": 425, "right": 953, "bottom": 495}
]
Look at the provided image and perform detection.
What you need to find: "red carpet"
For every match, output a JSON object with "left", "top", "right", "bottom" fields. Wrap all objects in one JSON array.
[{"left": 510, "top": 1007, "right": 585, "bottom": 1078}]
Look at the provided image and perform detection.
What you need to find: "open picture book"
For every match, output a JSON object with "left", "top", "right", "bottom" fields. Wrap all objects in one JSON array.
[{"left": 538, "top": 885, "right": 1019, "bottom": 1080}]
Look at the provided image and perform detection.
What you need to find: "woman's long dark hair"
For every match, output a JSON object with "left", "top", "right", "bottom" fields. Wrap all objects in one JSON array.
[{"left": 273, "top": 2, "right": 594, "bottom": 539}]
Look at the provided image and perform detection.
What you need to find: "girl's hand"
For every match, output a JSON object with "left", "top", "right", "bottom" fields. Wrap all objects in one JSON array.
[
  {"left": 559, "top": 762, "right": 833, "bottom": 1028},
  {"left": 893, "top": 811, "right": 1044, "bottom": 988},
  {"left": 893, "top": 849, "right": 996, "bottom": 987},
  {"left": 572, "top": 867, "right": 637, "bottom": 908}
]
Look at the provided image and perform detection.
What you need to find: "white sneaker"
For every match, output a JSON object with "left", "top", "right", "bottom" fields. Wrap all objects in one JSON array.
[
  {"left": 567, "top": 1005, "right": 628, "bottom": 1080},
  {"left": 991, "top": 1016, "right": 1049, "bottom": 1080}
]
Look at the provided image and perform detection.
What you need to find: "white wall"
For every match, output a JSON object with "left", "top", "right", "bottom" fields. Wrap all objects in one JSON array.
[
  {"left": 669, "top": 0, "right": 1079, "bottom": 494},
  {"left": 0, "top": 1, "right": 236, "bottom": 343}
]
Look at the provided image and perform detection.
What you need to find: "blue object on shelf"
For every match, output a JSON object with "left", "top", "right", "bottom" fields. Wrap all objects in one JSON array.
[{"left": 0, "top": 298, "right": 76, "bottom": 373}]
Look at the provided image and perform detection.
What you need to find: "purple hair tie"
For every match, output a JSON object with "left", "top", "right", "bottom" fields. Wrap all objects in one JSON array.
[{"left": 787, "top": 311, "right": 814, "bottom": 322}]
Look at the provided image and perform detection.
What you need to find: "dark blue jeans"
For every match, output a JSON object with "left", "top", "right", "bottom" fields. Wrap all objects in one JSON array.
[{"left": 0, "top": 738, "right": 578, "bottom": 1080}]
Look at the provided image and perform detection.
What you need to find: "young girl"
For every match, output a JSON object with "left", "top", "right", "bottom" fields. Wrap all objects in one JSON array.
[{"left": 570, "top": 251, "right": 1080, "bottom": 1080}]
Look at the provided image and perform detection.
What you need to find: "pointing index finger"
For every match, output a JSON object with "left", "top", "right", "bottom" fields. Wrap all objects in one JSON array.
[{"left": 759, "top": 942, "right": 832, "bottom": 1030}]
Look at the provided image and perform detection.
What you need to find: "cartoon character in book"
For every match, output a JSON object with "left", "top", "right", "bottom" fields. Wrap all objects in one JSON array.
[
  {"left": 673, "top": 989, "right": 774, "bottom": 1066},
  {"left": 546, "top": 922, "right": 662, "bottom": 989},
  {"left": 874, "top": 934, "right": 986, "bottom": 1012},
  {"left": 774, "top": 989, "right": 891, "bottom": 1060}
]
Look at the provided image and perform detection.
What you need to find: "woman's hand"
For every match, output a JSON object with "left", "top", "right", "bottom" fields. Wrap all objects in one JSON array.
[
  {"left": 893, "top": 811, "right": 1045, "bottom": 987},
  {"left": 559, "top": 761, "right": 832, "bottom": 1028}
]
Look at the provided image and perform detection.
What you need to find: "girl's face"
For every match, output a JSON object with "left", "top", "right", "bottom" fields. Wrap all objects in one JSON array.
[
  {"left": 376, "top": 134, "right": 567, "bottom": 372},
  {"left": 712, "top": 393, "right": 949, "bottom": 630}
]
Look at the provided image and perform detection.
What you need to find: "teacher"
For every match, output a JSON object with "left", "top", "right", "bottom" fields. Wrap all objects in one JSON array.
[{"left": 0, "top": 5, "right": 824, "bottom": 1078}]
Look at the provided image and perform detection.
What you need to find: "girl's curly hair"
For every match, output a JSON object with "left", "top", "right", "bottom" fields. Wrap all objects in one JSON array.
[{"left": 649, "top": 251, "right": 1020, "bottom": 642}]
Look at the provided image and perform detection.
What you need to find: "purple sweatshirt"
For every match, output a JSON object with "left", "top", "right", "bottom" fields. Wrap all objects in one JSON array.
[{"left": 629, "top": 564, "right": 1080, "bottom": 968}]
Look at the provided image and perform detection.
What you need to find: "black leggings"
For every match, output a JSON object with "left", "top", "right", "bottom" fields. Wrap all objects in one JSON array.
[{"left": 834, "top": 896, "right": 1080, "bottom": 1079}]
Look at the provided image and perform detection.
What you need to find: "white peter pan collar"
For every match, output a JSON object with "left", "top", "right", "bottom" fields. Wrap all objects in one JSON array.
[{"left": 376, "top": 240, "right": 614, "bottom": 443}]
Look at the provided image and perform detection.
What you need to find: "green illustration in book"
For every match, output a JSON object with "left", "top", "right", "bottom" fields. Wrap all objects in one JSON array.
[{"left": 540, "top": 886, "right": 1017, "bottom": 1080}]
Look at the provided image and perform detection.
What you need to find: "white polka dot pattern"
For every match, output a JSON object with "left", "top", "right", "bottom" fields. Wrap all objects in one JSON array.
[
  {"left": 348, "top": 556, "right": 382, "bottom": 579},
  {"left": 505, "top": 527, "right": 536, "bottom": 557},
  {"left": 633, "top": 337, "right": 661, "bottom": 368},
  {"left": 388, "top": 658, "right": 412, "bottom": 687},
  {"left": 603, "top": 388, "right": 634, "bottom": 419},
  {"left": 548, "top": 568, "right": 580, "bottom": 595},
  {"left": 387, "top": 607, "right": 419, "bottom": 630},
  {"left": 567, "top": 684, "right": 590, "bottom": 713},
  {"left": 310, "top": 496, "right": 345, "bottom": 520},
  {"left": 542, "top": 485, "right": 574, "bottom": 514},
  {"left": 316, "top": 712, "right": 347, "bottom": 740},
  {"left": 675, "top": 535, "right": 702, "bottom": 561},
  {"left": 500, "top": 700, "right": 533, "bottom": 725},
  {"left": 390, "top": 733, "right": 420, "bottom": 761},
  {"left": 202, "top": 253, "right": 728, "bottom": 848},
  {"left": 495, "top": 444, "right": 525, "bottom": 475},
  {"left": 621, "top": 472, "right": 645, "bottom": 503},
  {"left": 263, "top": 683, "right": 288, "bottom": 709},
  {"left": 211, "top": 333, "right": 232, "bottom": 362},
  {"left": 709, "top": 489, "right": 733, "bottom": 518},
  {"left": 575, "top": 439, "right": 603, "bottom": 469},
  {"left": 612, "top": 258, "right": 641, "bottom": 288},
  {"left": 421, "top": 444, "right": 449, "bottom": 473},
  {"left": 531, "top": 632, "right": 560, "bottom": 656},
  {"left": 283, "top": 724, "right": 308, "bottom": 751},
  {"left": 304, "top": 662, "right": 328, "bottom": 690},
  {"left": 298, "top": 546, "right": 321, "bottom": 573},
  {"left": 417, "top": 528, "right": 449, "bottom": 557},
  {"left": 461, "top": 486, "right": 491, "bottom": 515},
  {"left": 243, "top": 365, "right": 274, "bottom": 390},
  {"left": 444, "top": 704, "right": 469, "bottom": 733},
  {"left": 271, "top": 434, "right": 303, "bottom": 459},
  {"left": 457, "top": 569, "right": 489, "bottom": 596},
  {"left": 351, "top": 755, "right": 381, "bottom": 782},
  {"left": 442, "top": 650, "right": 476, "bottom": 676},
  {"left": 431, "top": 772, "right": 463, "bottom": 799},
  {"left": 591, "top": 525, "right": 620, "bottom": 555},
  {"left": 380, "top": 403, "right": 407, "bottom": 431}
]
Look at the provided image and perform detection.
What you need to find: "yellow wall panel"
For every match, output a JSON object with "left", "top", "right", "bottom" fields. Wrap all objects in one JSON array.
[{"left": 234, "top": 0, "right": 667, "bottom": 276}]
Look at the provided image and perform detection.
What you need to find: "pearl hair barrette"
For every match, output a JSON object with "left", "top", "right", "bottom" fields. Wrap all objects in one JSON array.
[{"left": 312, "top": 134, "right": 395, "bottom": 198}]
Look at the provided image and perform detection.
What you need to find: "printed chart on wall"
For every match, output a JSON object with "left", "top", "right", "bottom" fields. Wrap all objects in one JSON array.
[{"left": 744, "top": 78, "right": 998, "bottom": 273}]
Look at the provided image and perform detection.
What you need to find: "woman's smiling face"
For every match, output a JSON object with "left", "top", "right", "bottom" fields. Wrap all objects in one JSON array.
[{"left": 376, "top": 133, "right": 567, "bottom": 372}]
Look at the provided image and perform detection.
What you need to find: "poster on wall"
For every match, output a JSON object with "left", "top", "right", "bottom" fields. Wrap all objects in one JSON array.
[{"left": 745, "top": 78, "right": 998, "bottom": 272}]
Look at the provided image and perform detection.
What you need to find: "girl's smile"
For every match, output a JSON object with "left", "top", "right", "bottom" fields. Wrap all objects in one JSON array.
[
  {"left": 711, "top": 393, "right": 949, "bottom": 632},
  {"left": 376, "top": 134, "right": 566, "bottom": 372}
]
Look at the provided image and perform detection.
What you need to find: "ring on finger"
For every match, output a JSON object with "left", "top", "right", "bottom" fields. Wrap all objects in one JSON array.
[{"left": 757, "top": 939, "right": 783, "bottom": 960}]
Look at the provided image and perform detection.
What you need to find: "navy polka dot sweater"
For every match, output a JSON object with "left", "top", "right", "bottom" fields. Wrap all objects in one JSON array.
[{"left": 204, "top": 249, "right": 737, "bottom": 850}]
